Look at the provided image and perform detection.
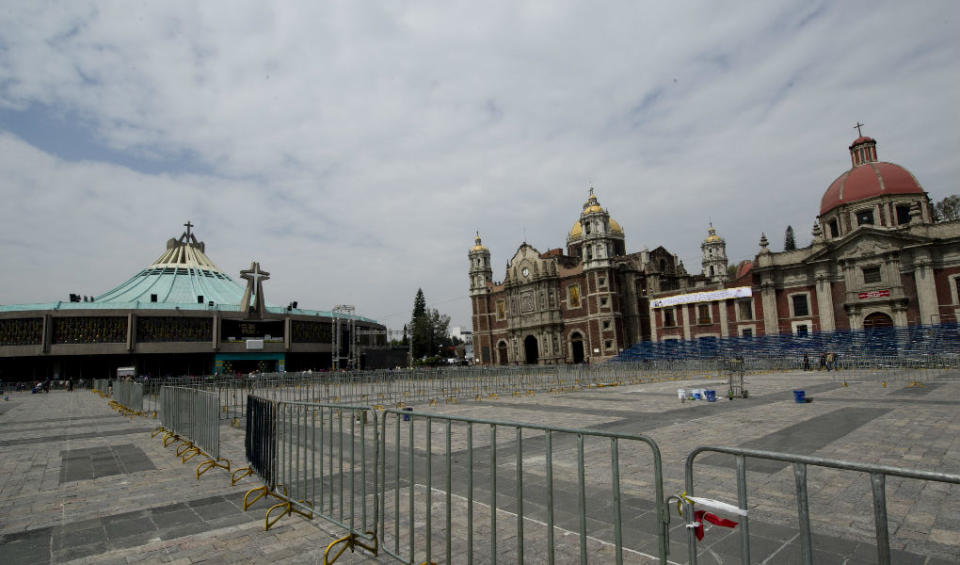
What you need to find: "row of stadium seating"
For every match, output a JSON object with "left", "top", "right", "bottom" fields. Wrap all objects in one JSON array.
[{"left": 614, "top": 323, "right": 960, "bottom": 363}]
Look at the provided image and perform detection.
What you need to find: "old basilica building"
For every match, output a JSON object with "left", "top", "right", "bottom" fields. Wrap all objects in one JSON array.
[
  {"left": 469, "top": 190, "right": 696, "bottom": 365},
  {"left": 470, "top": 130, "right": 959, "bottom": 364}
]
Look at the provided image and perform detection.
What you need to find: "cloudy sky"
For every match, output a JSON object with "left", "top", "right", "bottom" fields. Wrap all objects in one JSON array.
[{"left": 1, "top": 1, "right": 958, "bottom": 330}]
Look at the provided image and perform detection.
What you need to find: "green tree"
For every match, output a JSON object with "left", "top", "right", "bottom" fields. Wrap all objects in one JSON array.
[
  {"left": 934, "top": 195, "right": 960, "bottom": 222},
  {"left": 784, "top": 225, "right": 796, "bottom": 251},
  {"left": 429, "top": 308, "right": 451, "bottom": 354},
  {"left": 410, "top": 289, "right": 431, "bottom": 358}
]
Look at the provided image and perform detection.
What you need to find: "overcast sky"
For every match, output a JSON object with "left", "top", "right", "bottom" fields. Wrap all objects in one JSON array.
[{"left": 1, "top": 1, "right": 958, "bottom": 330}]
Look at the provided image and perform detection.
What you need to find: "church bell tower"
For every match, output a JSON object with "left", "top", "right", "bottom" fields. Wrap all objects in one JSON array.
[
  {"left": 701, "top": 224, "right": 728, "bottom": 283},
  {"left": 469, "top": 233, "right": 492, "bottom": 296}
]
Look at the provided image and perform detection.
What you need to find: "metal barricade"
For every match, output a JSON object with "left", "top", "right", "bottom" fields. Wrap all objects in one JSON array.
[
  {"left": 92, "top": 378, "right": 111, "bottom": 395},
  {"left": 160, "top": 386, "right": 220, "bottom": 460},
  {"left": 378, "top": 409, "right": 669, "bottom": 565},
  {"left": 681, "top": 446, "right": 960, "bottom": 565},
  {"left": 242, "top": 395, "right": 380, "bottom": 559},
  {"left": 112, "top": 381, "right": 143, "bottom": 413}
]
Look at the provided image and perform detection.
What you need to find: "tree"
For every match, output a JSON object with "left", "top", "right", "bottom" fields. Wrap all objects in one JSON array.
[
  {"left": 428, "top": 308, "right": 451, "bottom": 354},
  {"left": 934, "top": 195, "right": 960, "bottom": 222},
  {"left": 410, "top": 289, "right": 432, "bottom": 358},
  {"left": 784, "top": 225, "right": 796, "bottom": 251},
  {"left": 409, "top": 289, "right": 455, "bottom": 362}
]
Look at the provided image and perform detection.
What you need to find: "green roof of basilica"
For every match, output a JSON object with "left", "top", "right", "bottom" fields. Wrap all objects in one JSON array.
[{"left": 0, "top": 225, "right": 376, "bottom": 323}]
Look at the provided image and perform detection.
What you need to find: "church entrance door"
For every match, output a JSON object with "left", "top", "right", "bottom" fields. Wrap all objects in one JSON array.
[
  {"left": 863, "top": 312, "right": 894, "bottom": 329},
  {"left": 524, "top": 336, "right": 539, "bottom": 365},
  {"left": 497, "top": 341, "right": 508, "bottom": 365},
  {"left": 571, "top": 333, "right": 585, "bottom": 364},
  {"left": 523, "top": 335, "right": 540, "bottom": 365}
]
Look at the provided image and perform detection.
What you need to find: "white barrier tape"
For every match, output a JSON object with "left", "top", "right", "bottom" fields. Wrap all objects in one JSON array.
[{"left": 685, "top": 496, "right": 748, "bottom": 517}]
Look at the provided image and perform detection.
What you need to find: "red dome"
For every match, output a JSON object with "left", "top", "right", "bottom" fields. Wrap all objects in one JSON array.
[
  {"left": 850, "top": 136, "right": 875, "bottom": 146},
  {"left": 820, "top": 162, "right": 923, "bottom": 215}
]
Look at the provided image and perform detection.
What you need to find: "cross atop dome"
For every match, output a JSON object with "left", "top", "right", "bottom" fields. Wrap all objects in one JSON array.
[
  {"left": 854, "top": 121, "right": 865, "bottom": 137},
  {"left": 178, "top": 220, "right": 201, "bottom": 246},
  {"left": 849, "top": 127, "right": 878, "bottom": 167}
]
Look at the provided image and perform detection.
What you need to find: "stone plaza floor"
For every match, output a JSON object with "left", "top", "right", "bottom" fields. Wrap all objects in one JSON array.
[{"left": 0, "top": 369, "right": 958, "bottom": 564}]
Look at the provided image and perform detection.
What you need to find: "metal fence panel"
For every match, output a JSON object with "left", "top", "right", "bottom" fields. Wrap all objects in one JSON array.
[
  {"left": 113, "top": 381, "right": 143, "bottom": 412},
  {"left": 161, "top": 386, "right": 220, "bottom": 459},
  {"left": 681, "top": 446, "right": 960, "bottom": 565},
  {"left": 243, "top": 395, "right": 380, "bottom": 550},
  {"left": 377, "top": 408, "right": 668, "bottom": 565}
]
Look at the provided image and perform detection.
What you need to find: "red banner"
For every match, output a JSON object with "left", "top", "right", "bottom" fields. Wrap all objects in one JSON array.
[{"left": 858, "top": 289, "right": 890, "bottom": 299}]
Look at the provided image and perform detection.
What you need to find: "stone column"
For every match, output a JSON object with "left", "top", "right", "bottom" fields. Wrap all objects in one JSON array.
[
  {"left": 761, "top": 279, "right": 779, "bottom": 336},
  {"left": 681, "top": 305, "right": 691, "bottom": 341},
  {"left": 913, "top": 252, "right": 939, "bottom": 326},
  {"left": 649, "top": 303, "right": 658, "bottom": 342},
  {"left": 42, "top": 314, "right": 51, "bottom": 354},
  {"left": 126, "top": 313, "right": 136, "bottom": 352},
  {"left": 718, "top": 300, "right": 729, "bottom": 337},
  {"left": 284, "top": 317, "right": 292, "bottom": 351},
  {"left": 815, "top": 269, "right": 835, "bottom": 332},
  {"left": 893, "top": 303, "right": 909, "bottom": 327}
]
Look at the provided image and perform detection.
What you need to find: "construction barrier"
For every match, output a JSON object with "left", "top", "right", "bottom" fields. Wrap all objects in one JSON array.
[{"left": 680, "top": 446, "right": 960, "bottom": 565}]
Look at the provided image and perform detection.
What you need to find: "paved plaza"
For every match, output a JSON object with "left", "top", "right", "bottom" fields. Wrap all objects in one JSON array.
[{"left": 1, "top": 369, "right": 958, "bottom": 564}]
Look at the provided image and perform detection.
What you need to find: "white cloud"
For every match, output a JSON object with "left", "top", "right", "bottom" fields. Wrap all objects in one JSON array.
[{"left": 1, "top": 1, "right": 958, "bottom": 328}]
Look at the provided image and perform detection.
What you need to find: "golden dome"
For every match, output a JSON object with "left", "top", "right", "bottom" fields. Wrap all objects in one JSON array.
[
  {"left": 471, "top": 233, "right": 488, "bottom": 251},
  {"left": 704, "top": 224, "right": 723, "bottom": 243},
  {"left": 609, "top": 217, "right": 624, "bottom": 236},
  {"left": 568, "top": 220, "right": 583, "bottom": 239}
]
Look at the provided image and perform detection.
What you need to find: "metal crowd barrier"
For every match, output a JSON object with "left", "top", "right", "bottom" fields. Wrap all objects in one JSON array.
[
  {"left": 377, "top": 409, "right": 668, "bottom": 564},
  {"left": 112, "top": 381, "right": 143, "bottom": 413},
  {"left": 92, "top": 378, "right": 111, "bottom": 396},
  {"left": 240, "top": 395, "right": 669, "bottom": 563},
  {"left": 242, "top": 395, "right": 380, "bottom": 560},
  {"left": 160, "top": 386, "right": 222, "bottom": 462},
  {"left": 681, "top": 446, "right": 960, "bottom": 565},
  {"left": 130, "top": 353, "right": 959, "bottom": 422}
]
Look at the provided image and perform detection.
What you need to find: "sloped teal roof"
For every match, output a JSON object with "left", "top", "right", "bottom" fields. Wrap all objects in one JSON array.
[
  {"left": 96, "top": 265, "right": 247, "bottom": 306},
  {"left": 94, "top": 230, "right": 251, "bottom": 307},
  {"left": 0, "top": 227, "right": 378, "bottom": 323}
]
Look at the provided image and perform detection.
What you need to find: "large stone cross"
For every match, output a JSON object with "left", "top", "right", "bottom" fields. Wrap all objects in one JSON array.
[{"left": 240, "top": 261, "right": 270, "bottom": 319}]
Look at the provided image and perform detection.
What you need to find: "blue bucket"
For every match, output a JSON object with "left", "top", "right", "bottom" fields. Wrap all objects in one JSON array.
[
  {"left": 793, "top": 390, "right": 806, "bottom": 403},
  {"left": 704, "top": 390, "right": 717, "bottom": 402}
]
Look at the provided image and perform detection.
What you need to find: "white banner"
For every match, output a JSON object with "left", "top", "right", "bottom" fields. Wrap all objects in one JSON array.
[{"left": 651, "top": 286, "right": 752, "bottom": 308}]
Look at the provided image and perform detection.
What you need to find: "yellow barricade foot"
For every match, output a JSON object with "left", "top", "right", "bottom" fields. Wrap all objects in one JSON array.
[
  {"left": 231, "top": 467, "right": 253, "bottom": 486},
  {"left": 323, "top": 531, "right": 378, "bottom": 565},
  {"left": 196, "top": 457, "right": 230, "bottom": 479}
]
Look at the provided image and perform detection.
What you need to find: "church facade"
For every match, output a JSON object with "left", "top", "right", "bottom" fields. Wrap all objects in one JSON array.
[
  {"left": 469, "top": 191, "right": 695, "bottom": 365},
  {"left": 649, "top": 132, "right": 960, "bottom": 342}
]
